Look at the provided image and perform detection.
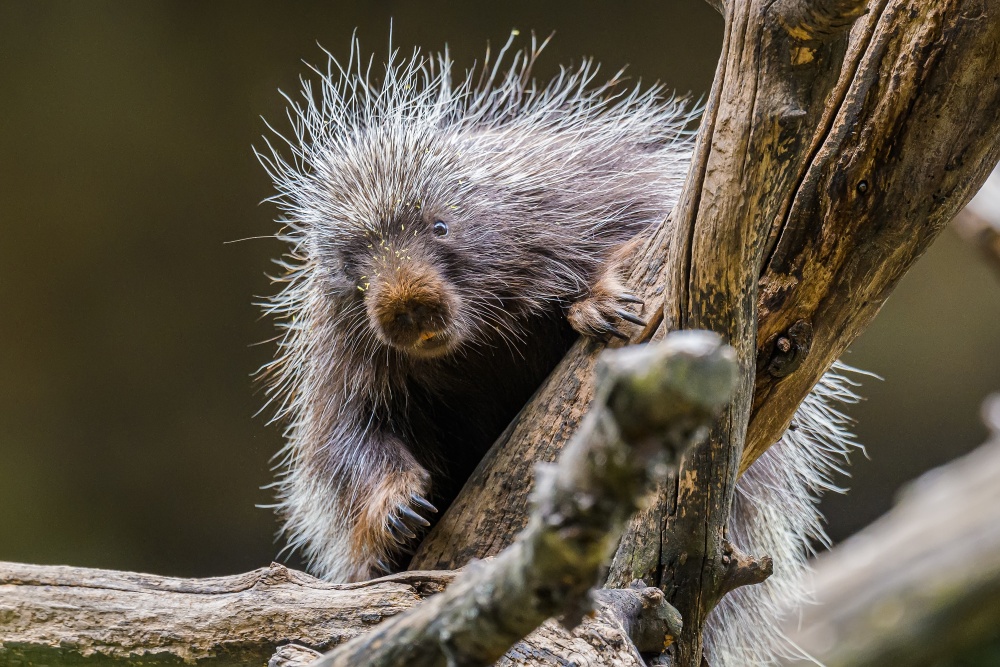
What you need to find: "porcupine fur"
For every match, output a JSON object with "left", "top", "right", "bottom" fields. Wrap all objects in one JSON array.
[{"left": 257, "top": 35, "right": 862, "bottom": 666}]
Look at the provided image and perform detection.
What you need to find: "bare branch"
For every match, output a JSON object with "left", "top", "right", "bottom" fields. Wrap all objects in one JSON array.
[
  {"left": 744, "top": 0, "right": 1000, "bottom": 474},
  {"left": 304, "top": 332, "right": 736, "bottom": 667},
  {"left": 778, "top": 395, "right": 1000, "bottom": 666},
  {"left": 0, "top": 559, "right": 674, "bottom": 667},
  {"left": 0, "top": 561, "right": 452, "bottom": 665},
  {"left": 954, "top": 164, "right": 1000, "bottom": 277}
]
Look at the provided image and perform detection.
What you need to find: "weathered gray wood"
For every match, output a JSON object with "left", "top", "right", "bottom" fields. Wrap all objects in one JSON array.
[
  {"left": 0, "top": 561, "right": 452, "bottom": 666},
  {"left": 778, "top": 395, "right": 1000, "bottom": 666},
  {"left": 305, "top": 333, "right": 737, "bottom": 667},
  {"left": 1, "top": 333, "right": 732, "bottom": 667},
  {"left": 0, "top": 559, "right": 666, "bottom": 667},
  {"left": 274, "top": 589, "right": 681, "bottom": 667}
]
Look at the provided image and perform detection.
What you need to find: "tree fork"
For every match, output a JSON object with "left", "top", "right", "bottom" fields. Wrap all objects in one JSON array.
[{"left": 412, "top": 1, "right": 1000, "bottom": 663}]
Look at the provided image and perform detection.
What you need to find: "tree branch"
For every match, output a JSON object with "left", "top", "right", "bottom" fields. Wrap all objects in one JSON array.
[
  {"left": 778, "top": 394, "right": 1000, "bottom": 666},
  {"left": 608, "top": 0, "right": 866, "bottom": 660},
  {"left": 744, "top": 0, "right": 1000, "bottom": 473},
  {"left": 954, "top": 164, "right": 1000, "bottom": 278},
  {"left": 301, "top": 332, "right": 736, "bottom": 667},
  {"left": 0, "top": 560, "right": 671, "bottom": 667},
  {"left": 0, "top": 561, "right": 452, "bottom": 666}
]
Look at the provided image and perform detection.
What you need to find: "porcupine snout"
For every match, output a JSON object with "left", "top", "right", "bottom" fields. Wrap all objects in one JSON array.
[{"left": 366, "top": 261, "right": 459, "bottom": 356}]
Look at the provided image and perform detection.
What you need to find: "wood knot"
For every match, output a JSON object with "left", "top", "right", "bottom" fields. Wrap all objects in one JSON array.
[
  {"left": 762, "top": 319, "right": 813, "bottom": 378},
  {"left": 258, "top": 562, "right": 293, "bottom": 587},
  {"left": 718, "top": 541, "right": 774, "bottom": 597}
]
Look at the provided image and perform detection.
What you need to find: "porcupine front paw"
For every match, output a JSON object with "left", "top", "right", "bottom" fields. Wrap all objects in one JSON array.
[
  {"left": 378, "top": 492, "right": 438, "bottom": 572},
  {"left": 352, "top": 467, "right": 438, "bottom": 578},
  {"left": 566, "top": 270, "right": 647, "bottom": 341}
]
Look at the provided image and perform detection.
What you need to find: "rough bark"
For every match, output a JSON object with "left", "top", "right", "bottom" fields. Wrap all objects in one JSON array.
[
  {"left": 0, "top": 560, "right": 667, "bottom": 667},
  {"left": 0, "top": 561, "right": 450, "bottom": 666},
  {"left": 778, "top": 394, "right": 1000, "bottom": 667},
  {"left": 621, "top": 0, "right": 868, "bottom": 660},
  {"left": 743, "top": 0, "right": 1000, "bottom": 474}
]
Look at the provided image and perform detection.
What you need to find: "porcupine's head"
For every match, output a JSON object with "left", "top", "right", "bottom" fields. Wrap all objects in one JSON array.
[{"left": 258, "top": 35, "right": 695, "bottom": 363}]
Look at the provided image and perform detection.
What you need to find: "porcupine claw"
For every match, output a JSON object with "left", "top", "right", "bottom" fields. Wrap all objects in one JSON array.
[
  {"left": 615, "top": 308, "right": 647, "bottom": 327},
  {"left": 399, "top": 504, "right": 432, "bottom": 527},
  {"left": 567, "top": 286, "right": 648, "bottom": 343},
  {"left": 386, "top": 493, "right": 436, "bottom": 550},
  {"left": 618, "top": 293, "right": 644, "bottom": 305},
  {"left": 410, "top": 494, "right": 438, "bottom": 514},
  {"left": 605, "top": 324, "right": 631, "bottom": 341},
  {"left": 388, "top": 515, "right": 417, "bottom": 542}
]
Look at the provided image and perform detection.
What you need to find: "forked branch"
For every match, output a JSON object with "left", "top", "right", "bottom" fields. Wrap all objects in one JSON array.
[{"left": 296, "top": 332, "right": 736, "bottom": 667}]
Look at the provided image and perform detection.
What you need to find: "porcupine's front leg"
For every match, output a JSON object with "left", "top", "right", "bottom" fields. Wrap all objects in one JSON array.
[
  {"left": 282, "top": 428, "right": 437, "bottom": 582},
  {"left": 566, "top": 233, "right": 649, "bottom": 341},
  {"left": 351, "top": 442, "right": 439, "bottom": 578}
]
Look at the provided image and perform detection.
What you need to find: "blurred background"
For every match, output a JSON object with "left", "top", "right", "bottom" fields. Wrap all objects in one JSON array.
[{"left": 1, "top": 0, "right": 998, "bottom": 597}]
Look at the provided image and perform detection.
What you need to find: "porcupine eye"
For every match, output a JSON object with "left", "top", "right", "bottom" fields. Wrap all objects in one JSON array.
[{"left": 432, "top": 220, "right": 449, "bottom": 237}]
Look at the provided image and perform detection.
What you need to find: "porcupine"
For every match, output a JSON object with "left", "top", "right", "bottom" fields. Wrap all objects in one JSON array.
[{"left": 257, "top": 36, "right": 862, "bottom": 666}]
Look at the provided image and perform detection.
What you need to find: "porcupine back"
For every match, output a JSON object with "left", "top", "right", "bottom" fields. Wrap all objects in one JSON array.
[{"left": 257, "top": 36, "right": 861, "bottom": 666}]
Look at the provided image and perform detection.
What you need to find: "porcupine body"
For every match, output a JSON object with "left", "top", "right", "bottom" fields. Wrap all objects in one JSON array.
[{"left": 258, "top": 37, "right": 861, "bottom": 666}]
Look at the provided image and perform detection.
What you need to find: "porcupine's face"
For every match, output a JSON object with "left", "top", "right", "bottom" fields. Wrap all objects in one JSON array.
[
  {"left": 353, "top": 209, "right": 464, "bottom": 359},
  {"left": 318, "top": 127, "right": 508, "bottom": 360}
]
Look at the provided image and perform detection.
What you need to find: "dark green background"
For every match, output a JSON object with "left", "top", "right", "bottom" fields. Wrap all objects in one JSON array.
[{"left": 1, "top": 1, "right": 998, "bottom": 579}]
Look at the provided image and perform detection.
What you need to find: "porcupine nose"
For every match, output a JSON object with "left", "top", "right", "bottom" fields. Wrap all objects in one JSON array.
[{"left": 368, "top": 263, "right": 454, "bottom": 351}]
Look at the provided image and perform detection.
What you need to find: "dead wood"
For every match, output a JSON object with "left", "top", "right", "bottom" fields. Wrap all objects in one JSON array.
[
  {"left": 954, "top": 165, "right": 1000, "bottom": 277},
  {"left": 777, "top": 395, "right": 1000, "bottom": 666},
  {"left": 0, "top": 560, "right": 668, "bottom": 667},
  {"left": 0, "top": 561, "right": 451, "bottom": 666},
  {"left": 286, "top": 332, "right": 736, "bottom": 667}
]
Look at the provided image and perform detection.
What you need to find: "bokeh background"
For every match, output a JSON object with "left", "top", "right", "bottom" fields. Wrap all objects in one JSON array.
[{"left": 1, "top": 1, "right": 998, "bottom": 583}]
